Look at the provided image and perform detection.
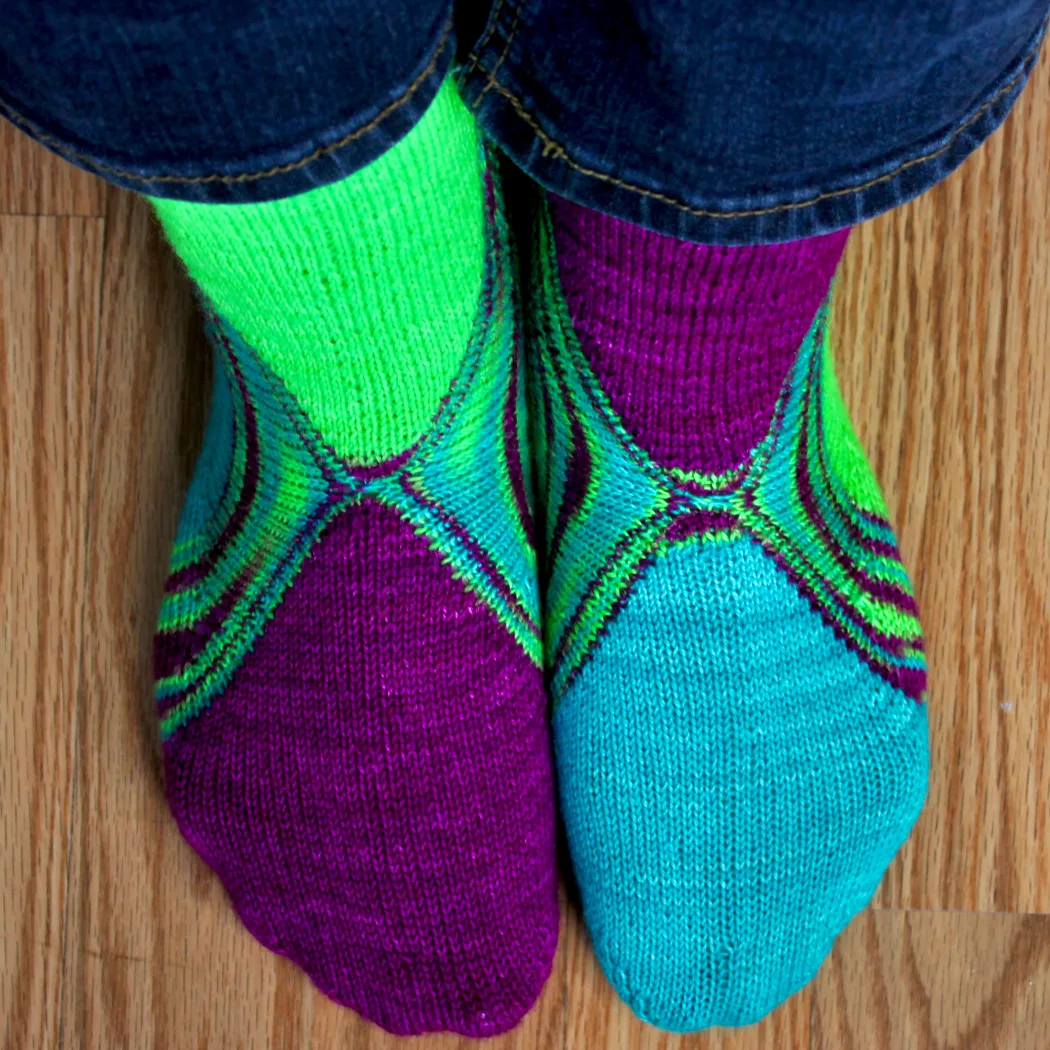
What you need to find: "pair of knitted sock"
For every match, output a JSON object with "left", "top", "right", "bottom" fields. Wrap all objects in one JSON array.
[{"left": 151, "top": 79, "right": 927, "bottom": 1036}]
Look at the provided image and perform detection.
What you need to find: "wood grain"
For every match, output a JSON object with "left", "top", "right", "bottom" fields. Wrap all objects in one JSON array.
[
  {"left": 0, "top": 215, "right": 102, "bottom": 1050},
  {"left": 832, "top": 41, "right": 1050, "bottom": 916},
  {"left": 1, "top": 33, "right": 1049, "bottom": 1050},
  {"left": 812, "top": 911, "right": 1050, "bottom": 1050},
  {"left": 0, "top": 120, "right": 105, "bottom": 218}
]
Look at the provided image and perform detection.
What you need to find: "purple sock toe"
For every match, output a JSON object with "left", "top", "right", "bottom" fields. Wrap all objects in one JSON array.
[{"left": 164, "top": 498, "right": 558, "bottom": 1036}]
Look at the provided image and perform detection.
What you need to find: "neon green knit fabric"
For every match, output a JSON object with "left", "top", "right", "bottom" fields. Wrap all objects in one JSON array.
[
  {"left": 820, "top": 325, "right": 889, "bottom": 516},
  {"left": 152, "top": 78, "right": 483, "bottom": 465}
]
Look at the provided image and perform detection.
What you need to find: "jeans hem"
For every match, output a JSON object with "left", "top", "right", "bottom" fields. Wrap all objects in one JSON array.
[
  {"left": 0, "top": 10, "right": 456, "bottom": 204},
  {"left": 458, "top": 3, "right": 1049, "bottom": 244}
]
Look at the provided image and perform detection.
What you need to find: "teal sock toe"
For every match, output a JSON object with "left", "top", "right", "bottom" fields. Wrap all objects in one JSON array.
[{"left": 553, "top": 538, "right": 929, "bottom": 1031}]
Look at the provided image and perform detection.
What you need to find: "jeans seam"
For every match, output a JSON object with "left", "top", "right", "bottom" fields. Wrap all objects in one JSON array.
[
  {"left": 472, "top": 0, "right": 524, "bottom": 108},
  {"left": 0, "top": 12, "right": 453, "bottom": 186},
  {"left": 463, "top": 0, "right": 505, "bottom": 77},
  {"left": 470, "top": 12, "right": 1045, "bottom": 219}
]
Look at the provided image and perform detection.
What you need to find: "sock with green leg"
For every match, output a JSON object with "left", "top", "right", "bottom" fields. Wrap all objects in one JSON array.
[{"left": 149, "top": 80, "right": 558, "bottom": 1037}]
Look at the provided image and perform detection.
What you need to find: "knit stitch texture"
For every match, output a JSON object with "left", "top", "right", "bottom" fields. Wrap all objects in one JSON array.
[
  {"left": 528, "top": 193, "right": 929, "bottom": 1031},
  {"left": 152, "top": 78, "right": 484, "bottom": 466},
  {"left": 152, "top": 126, "right": 558, "bottom": 1035}
]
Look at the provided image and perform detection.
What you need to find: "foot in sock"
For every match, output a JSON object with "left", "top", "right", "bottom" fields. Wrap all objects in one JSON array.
[
  {"left": 527, "top": 193, "right": 929, "bottom": 1031},
  {"left": 149, "top": 81, "right": 558, "bottom": 1037}
]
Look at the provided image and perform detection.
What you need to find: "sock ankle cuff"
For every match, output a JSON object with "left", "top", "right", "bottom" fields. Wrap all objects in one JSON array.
[
  {"left": 548, "top": 195, "right": 850, "bottom": 474},
  {"left": 152, "top": 77, "right": 485, "bottom": 466}
]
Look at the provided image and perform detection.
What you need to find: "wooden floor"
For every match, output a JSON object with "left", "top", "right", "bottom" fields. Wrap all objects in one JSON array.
[{"left": 2, "top": 49, "right": 1050, "bottom": 1050}]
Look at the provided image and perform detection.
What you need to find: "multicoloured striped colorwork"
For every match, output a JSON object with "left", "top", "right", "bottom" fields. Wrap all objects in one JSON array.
[
  {"left": 156, "top": 172, "right": 541, "bottom": 735},
  {"left": 530, "top": 202, "right": 924, "bottom": 705},
  {"left": 529, "top": 192, "right": 929, "bottom": 1031},
  {"left": 152, "top": 148, "right": 558, "bottom": 1037}
]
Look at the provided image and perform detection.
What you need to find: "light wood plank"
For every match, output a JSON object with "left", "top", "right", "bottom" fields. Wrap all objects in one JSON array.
[
  {"left": 61, "top": 186, "right": 252, "bottom": 1050},
  {"left": 0, "top": 216, "right": 102, "bottom": 1050},
  {"left": 832, "top": 43, "right": 1050, "bottom": 914},
  {"left": 0, "top": 122, "right": 106, "bottom": 218},
  {"left": 812, "top": 910, "right": 1050, "bottom": 1050}
]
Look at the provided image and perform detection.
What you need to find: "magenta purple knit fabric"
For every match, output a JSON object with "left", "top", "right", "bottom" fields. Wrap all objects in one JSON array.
[
  {"left": 549, "top": 195, "right": 850, "bottom": 474},
  {"left": 162, "top": 498, "right": 558, "bottom": 1036}
]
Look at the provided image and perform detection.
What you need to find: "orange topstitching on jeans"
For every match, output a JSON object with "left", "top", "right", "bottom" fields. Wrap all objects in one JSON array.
[{"left": 466, "top": 1, "right": 1042, "bottom": 220}]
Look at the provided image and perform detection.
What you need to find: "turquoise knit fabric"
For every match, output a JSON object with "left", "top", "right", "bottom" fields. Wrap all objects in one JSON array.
[{"left": 553, "top": 536, "right": 929, "bottom": 1030}]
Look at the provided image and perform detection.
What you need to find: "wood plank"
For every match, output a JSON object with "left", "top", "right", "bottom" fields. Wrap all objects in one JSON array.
[
  {"left": 59, "top": 185, "right": 241, "bottom": 1049},
  {"left": 831, "top": 42, "right": 1050, "bottom": 914},
  {"left": 0, "top": 216, "right": 102, "bottom": 1050},
  {"left": 812, "top": 910, "right": 1050, "bottom": 1050},
  {"left": 0, "top": 121, "right": 106, "bottom": 218}
]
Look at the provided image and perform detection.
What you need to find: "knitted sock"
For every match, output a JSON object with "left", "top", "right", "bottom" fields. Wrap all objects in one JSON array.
[
  {"left": 150, "top": 80, "right": 558, "bottom": 1037},
  {"left": 528, "top": 194, "right": 929, "bottom": 1032}
]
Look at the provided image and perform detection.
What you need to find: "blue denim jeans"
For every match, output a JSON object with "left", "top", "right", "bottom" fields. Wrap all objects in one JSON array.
[{"left": 1, "top": 0, "right": 1047, "bottom": 243}]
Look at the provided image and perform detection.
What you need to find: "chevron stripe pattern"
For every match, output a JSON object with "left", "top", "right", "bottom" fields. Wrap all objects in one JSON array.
[
  {"left": 155, "top": 163, "right": 540, "bottom": 740},
  {"left": 528, "top": 200, "right": 925, "bottom": 706}
]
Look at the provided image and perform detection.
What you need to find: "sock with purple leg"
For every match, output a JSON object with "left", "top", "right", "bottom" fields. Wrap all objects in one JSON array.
[{"left": 528, "top": 192, "right": 928, "bottom": 1031}]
